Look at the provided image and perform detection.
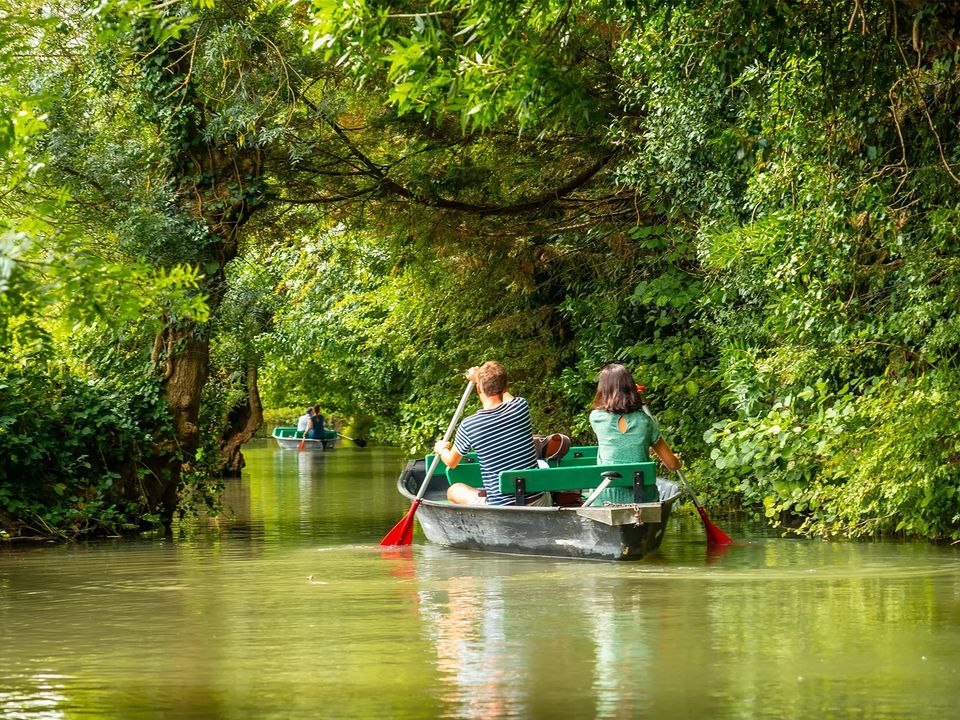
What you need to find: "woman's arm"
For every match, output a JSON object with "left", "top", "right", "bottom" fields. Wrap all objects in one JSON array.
[{"left": 651, "top": 437, "right": 681, "bottom": 471}]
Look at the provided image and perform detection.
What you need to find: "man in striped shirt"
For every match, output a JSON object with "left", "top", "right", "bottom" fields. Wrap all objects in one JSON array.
[{"left": 434, "top": 361, "right": 549, "bottom": 506}]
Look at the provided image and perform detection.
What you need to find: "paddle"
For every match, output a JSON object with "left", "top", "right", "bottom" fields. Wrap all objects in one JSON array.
[
  {"left": 639, "top": 396, "right": 733, "bottom": 546},
  {"left": 581, "top": 474, "right": 614, "bottom": 507},
  {"left": 380, "top": 380, "right": 476, "bottom": 546},
  {"left": 336, "top": 432, "right": 368, "bottom": 448}
]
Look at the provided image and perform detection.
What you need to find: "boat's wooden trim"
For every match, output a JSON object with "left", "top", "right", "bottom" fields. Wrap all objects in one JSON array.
[{"left": 575, "top": 504, "right": 662, "bottom": 526}]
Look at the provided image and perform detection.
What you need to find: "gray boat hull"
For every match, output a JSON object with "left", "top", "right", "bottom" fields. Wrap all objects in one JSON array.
[{"left": 398, "top": 460, "right": 681, "bottom": 561}]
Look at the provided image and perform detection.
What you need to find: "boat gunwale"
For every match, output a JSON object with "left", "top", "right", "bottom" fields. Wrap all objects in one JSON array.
[{"left": 397, "top": 460, "right": 681, "bottom": 515}]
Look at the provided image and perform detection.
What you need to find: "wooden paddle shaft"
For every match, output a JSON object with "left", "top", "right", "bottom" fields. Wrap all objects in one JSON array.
[
  {"left": 413, "top": 380, "right": 475, "bottom": 503},
  {"left": 640, "top": 398, "right": 733, "bottom": 545}
]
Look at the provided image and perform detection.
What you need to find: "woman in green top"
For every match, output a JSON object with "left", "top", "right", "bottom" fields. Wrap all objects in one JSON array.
[{"left": 588, "top": 364, "right": 661, "bottom": 504}]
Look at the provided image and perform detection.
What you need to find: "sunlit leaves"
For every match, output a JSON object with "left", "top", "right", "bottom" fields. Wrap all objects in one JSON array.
[
  {"left": 83, "top": 0, "right": 203, "bottom": 43},
  {"left": 3, "top": 0, "right": 960, "bottom": 543},
  {"left": 713, "top": 374, "right": 960, "bottom": 541},
  {"left": 299, "top": 0, "right": 615, "bottom": 132}
]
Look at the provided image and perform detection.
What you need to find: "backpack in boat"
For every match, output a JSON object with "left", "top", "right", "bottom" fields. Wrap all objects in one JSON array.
[
  {"left": 532, "top": 434, "right": 581, "bottom": 506},
  {"left": 533, "top": 433, "right": 572, "bottom": 463}
]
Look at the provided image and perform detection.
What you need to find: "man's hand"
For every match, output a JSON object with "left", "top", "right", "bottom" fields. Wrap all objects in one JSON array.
[
  {"left": 465, "top": 366, "right": 480, "bottom": 383},
  {"left": 434, "top": 440, "right": 451, "bottom": 455}
]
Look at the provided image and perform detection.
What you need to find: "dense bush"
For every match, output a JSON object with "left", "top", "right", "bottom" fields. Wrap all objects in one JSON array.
[{"left": 0, "top": 367, "right": 174, "bottom": 539}]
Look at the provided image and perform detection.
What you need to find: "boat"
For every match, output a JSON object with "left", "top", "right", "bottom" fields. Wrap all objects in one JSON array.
[
  {"left": 396, "top": 445, "right": 682, "bottom": 561},
  {"left": 271, "top": 426, "right": 337, "bottom": 450}
]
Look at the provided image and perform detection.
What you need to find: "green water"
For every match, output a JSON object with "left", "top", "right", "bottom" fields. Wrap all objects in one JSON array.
[{"left": 2, "top": 441, "right": 959, "bottom": 719}]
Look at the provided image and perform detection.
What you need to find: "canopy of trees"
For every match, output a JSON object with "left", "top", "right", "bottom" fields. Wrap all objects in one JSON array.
[{"left": 1, "top": 0, "right": 957, "bottom": 541}]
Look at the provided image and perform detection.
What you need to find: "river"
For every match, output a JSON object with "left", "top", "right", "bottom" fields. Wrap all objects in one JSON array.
[{"left": 1, "top": 441, "right": 959, "bottom": 719}]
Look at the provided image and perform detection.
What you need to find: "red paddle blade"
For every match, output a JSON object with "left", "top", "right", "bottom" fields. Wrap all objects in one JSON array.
[
  {"left": 380, "top": 499, "right": 421, "bottom": 546},
  {"left": 698, "top": 506, "right": 733, "bottom": 545}
]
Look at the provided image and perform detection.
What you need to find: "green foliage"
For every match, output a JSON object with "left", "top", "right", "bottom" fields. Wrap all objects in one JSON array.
[
  {"left": 0, "top": 0, "right": 216, "bottom": 538},
  {"left": 0, "top": 366, "right": 173, "bottom": 538},
  {"left": 260, "top": 407, "right": 302, "bottom": 435},
  {"left": 703, "top": 374, "right": 960, "bottom": 540},
  {"left": 275, "top": 0, "right": 960, "bottom": 542},
  {"left": 626, "top": 1, "right": 960, "bottom": 539},
  {"left": 4, "top": 0, "right": 960, "bottom": 544},
  {"left": 302, "top": 0, "right": 617, "bottom": 132}
]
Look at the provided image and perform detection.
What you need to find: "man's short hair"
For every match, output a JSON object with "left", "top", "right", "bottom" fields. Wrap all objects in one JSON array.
[{"left": 477, "top": 361, "right": 507, "bottom": 396}]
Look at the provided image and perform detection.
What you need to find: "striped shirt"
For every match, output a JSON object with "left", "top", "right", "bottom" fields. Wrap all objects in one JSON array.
[{"left": 453, "top": 396, "right": 541, "bottom": 506}]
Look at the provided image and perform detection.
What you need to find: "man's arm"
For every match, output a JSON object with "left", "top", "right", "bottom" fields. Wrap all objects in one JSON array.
[{"left": 433, "top": 440, "right": 462, "bottom": 469}]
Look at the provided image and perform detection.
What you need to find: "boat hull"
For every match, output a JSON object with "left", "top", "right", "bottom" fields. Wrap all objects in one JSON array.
[
  {"left": 398, "top": 460, "right": 680, "bottom": 561},
  {"left": 273, "top": 436, "right": 325, "bottom": 450},
  {"left": 271, "top": 427, "right": 336, "bottom": 451}
]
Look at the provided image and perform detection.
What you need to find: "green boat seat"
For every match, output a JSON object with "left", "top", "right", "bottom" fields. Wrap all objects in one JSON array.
[
  {"left": 424, "top": 452, "right": 482, "bottom": 485},
  {"left": 554, "top": 455, "right": 601, "bottom": 468},
  {"left": 430, "top": 452, "right": 574, "bottom": 488},
  {"left": 426, "top": 446, "right": 608, "bottom": 489},
  {"left": 562, "top": 446, "right": 598, "bottom": 462},
  {"left": 498, "top": 462, "right": 657, "bottom": 506},
  {"left": 423, "top": 453, "right": 448, "bottom": 478},
  {"left": 447, "top": 454, "right": 482, "bottom": 486}
]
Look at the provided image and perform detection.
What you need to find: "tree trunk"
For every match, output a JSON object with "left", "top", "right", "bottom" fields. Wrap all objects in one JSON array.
[
  {"left": 132, "top": 15, "right": 266, "bottom": 527},
  {"left": 219, "top": 365, "right": 264, "bottom": 477},
  {"left": 147, "top": 326, "right": 210, "bottom": 528}
]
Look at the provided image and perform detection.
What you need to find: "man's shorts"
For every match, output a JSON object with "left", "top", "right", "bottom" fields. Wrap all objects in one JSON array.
[{"left": 470, "top": 491, "right": 552, "bottom": 507}]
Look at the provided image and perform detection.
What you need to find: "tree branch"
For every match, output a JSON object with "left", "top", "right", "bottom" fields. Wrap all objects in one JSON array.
[{"left": 324, "top": 118, "right": 615, "bottom": 216}]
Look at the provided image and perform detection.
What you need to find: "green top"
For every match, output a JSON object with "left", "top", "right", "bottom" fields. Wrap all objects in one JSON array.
[{"left": 588, "top": 409, "right": 661, "bottom": 504}]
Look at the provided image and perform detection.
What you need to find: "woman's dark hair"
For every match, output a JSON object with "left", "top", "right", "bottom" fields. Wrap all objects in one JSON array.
[{"left": 592, "top": 364, "right": 641, "bottom": 414}]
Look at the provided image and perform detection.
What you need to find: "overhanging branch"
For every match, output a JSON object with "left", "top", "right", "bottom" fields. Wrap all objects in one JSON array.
[{"left": 324, "top": 119, "right": 615, "bottom": 216}]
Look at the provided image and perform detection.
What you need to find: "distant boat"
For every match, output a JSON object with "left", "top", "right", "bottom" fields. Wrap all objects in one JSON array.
[
  {"left": 271, "top": 426, "right": 337, "bottom": 450},
  {"left": 396, "top": 446, "right": 682, "bottom": 561}
]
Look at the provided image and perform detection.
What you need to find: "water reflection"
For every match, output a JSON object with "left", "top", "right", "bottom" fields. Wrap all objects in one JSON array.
[
  {"left": 704, "top": 539, "right": 735, "bottom": 564},
  {"left": 0, "top": 675, "right": 69, "bottom": 720},
  {"left": 414, "top": 555, "right": 523, "bottom": 718},
  {"left": 584, "top": 577, "right": 652, "bottom": 718},
  {"left": 409, "top": 549, "right": 696, "bottom": 719},
  {"left": 294, "top": 450, "right": 319, "bottom": 518},
  {"left": 2, "top": 442, "right": 960, "bottom": 720},
  {"left": 404, "top": 533, "right": 960, "bottom": 719},
  {"left": 437, "top": 577, "right": 513, "bottom": 717}
]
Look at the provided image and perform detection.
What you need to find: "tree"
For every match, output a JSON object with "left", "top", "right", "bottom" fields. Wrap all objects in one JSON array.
[{"left": 4, "top": 0, "right": 959, "bottom": 541}]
